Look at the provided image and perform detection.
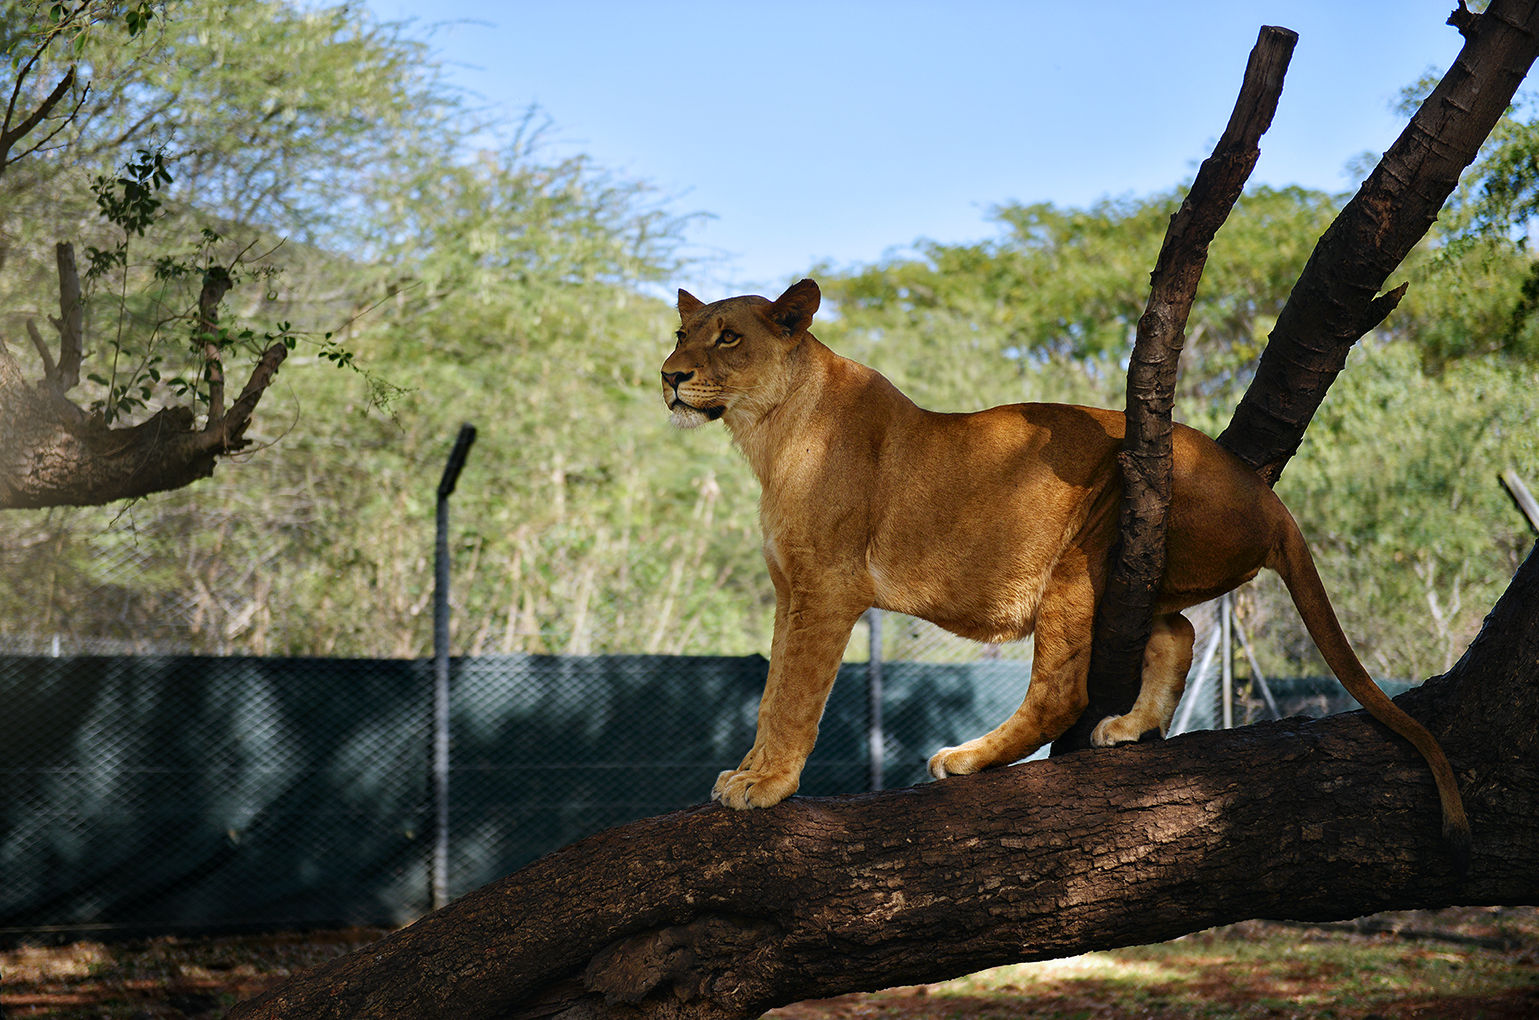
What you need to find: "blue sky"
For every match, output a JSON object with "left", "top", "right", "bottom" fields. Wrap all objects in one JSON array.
[{"left": 363, "top": 1, "right": 1471, "bottom": 298}]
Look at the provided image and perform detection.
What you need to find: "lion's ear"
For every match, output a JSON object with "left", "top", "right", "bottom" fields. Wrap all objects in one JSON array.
[
  {"left": 768, "top": 278, "right": 820, "bottom": 336},
  {"left": 677, "top": 288, "right": 704, "bottom": 322}
]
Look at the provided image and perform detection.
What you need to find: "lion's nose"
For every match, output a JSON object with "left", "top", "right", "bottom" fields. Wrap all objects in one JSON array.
[{"left": 661, "top": 370, "right": 694, "bottom": 391}]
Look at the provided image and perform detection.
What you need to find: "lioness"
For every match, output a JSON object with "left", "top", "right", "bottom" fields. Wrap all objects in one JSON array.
[{"left": 661, "top": 278, "right": 1469, "bottom": 858}]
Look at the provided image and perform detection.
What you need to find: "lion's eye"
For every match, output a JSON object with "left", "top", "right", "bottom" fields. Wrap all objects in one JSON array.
[
  {"left": 716, "top": 330, "right": 742, "bottom": 347},
  {"left": 674, "top": 330, "right": 686, "bottom": 346}
]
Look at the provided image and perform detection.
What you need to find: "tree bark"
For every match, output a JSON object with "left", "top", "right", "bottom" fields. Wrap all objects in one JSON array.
[
  {"left": 228, "top": 543, "right": 1539, "bottom": 1020},
  {"left": 1218, "top": 0, "right": 1539, "bottom": 483},
  {"left": 0, "top": 252, "right": 287, "bottom": 509},
  {"left": 1055, "top": 26, "right": 1296, "bottom": 753}
]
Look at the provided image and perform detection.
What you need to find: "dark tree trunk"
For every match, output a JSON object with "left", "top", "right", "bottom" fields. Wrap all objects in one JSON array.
[
  {"left": 1218, "top": 0, "right": 1539, "bottom": 483},
  {"left": 1073, "top": 0, "right": 1539, "bottom": 750},
  {"left": 1056, "top": 26, "right": 1296, "bottom": 753},
  {"left": 227, "top": 544, "right": 1539, "bottom": 1020},
  {"left": 0, "top": 255, "right": 286, "bottom": 510}
]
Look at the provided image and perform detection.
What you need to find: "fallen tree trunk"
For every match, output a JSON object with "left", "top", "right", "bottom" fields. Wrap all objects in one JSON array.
[{"left": 229, "top": 543, "right": 1539, "bottom": 1020}]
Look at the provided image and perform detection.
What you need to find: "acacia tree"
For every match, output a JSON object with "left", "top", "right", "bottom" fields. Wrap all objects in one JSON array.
[
  {"left": 1, "top": 2, "right": 708, "bottom": 657},
  {"left": 0, "top": 3, "right": 290, "bottom": 507},
  {"left": 0, "top": 1, "right": 431, "bottom": 509}
]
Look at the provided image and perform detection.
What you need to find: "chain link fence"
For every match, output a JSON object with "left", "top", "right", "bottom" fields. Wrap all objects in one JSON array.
[
  {"left": 2, "top": 604, "right": 1400, "bottom": 939},
  {"left": 0, "top": 623, "right": 1036, "bottom": 938}
]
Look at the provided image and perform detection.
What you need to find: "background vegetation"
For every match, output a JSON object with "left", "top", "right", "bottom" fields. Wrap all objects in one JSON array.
[{"left": 1, "top": 0, "right": 1534, "bottom": 684}]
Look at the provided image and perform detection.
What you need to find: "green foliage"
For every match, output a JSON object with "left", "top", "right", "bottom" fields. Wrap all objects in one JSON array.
[
  {"left": 88, "top": 147, "right": 172, "bottom": 249},
  {"left": 2, "top": 1, "right": 385, "bottom": 429},
  {"left": 0, "top": 0, "right": 754, "bottom": 657},
  {"left": 1265, "top": 343, "right": 1535, "bottom": 679},
  {"left": 83, "top": 146, "right": 172, "bottom": 293},
  {"left": 72, "top": 151, "right": 325, "bottom": 423},
  {"left": 0, "top": 0, "right": 1534, "bottom": 683},
  {"left": 1385, "top": 84, "right": 1539, "bottom": 369},
  {"left": 817, "top": 186, "right": 1341, "bottom": 417},
  {"left": 1395, "top": 235, "right": 1539, "bottom": 367}
]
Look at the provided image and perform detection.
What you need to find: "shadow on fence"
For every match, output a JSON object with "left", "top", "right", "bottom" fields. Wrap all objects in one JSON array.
[
  {"left": 0, "top": 652, "right": 1040, "bottom": 938},
  {"left": 1, "top": 651, "right": 1402, "bottom": 939}
]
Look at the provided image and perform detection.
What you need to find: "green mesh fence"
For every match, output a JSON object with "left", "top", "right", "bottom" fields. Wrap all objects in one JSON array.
[
  {"left": 1, "top": 656, "right": 429, "bottom": 937},
  {"left": 0, "top": 652, "right": 1036, "bottom": 937},
  {"left": 0, "top": 651, "right": 1389, "bottom": 938}
]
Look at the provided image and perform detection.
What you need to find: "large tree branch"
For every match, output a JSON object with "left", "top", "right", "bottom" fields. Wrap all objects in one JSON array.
[
  {"left": 0, "top": 260, "right": 288, "bottom": 509},
  {"left": 0, "top": 67, "right": 76, "bottom": 174},
  {"left": 51, "top": 241, "right": 83, "bottom": 390},
  {"left": 228, "top": 544, "right": 1539, "bottom": 1020},
  {"left": 0, "top": 357, "right": 286, "bottom": 509},
  {"left": 1218, "top": 0, "right": 1539, "bottom": 483},
  {"left": 1055, "top": 26, "right": 1296, "bottom": 752}
]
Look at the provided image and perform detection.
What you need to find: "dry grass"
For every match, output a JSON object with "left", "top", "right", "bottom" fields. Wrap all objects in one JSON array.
[
  {"left": 2, "top": 909, "right": 1536, "bottom": 1018},
  {"left": 1, "top": 928, "right": 387, "bottom": 1018}
]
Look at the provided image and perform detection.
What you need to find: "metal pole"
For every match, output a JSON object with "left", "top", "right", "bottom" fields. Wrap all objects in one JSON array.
[
  {"left": 433, "top": 424, "right": 476, "bottom": 911},
  {"left": 1220, "top": 593, "right": 1234, "bottom": 729},
  {"left": 866, "top": 609, "right": 884, "bottom": 792},
  {"left": 1229, "top": 607, "right": 1283, "bottom": 720},
  {"left": 1170, "top": 611, "right": 1223, "bottom": 736}
]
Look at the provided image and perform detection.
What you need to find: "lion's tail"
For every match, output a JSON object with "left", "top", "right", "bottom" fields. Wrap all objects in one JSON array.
[{"left": 1271, "top": 513, "right": 1471, "bottom": 870}]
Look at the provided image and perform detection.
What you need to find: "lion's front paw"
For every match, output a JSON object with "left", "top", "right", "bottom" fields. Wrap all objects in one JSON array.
[
  {"left": 928, "top": 742, "right": 989, "bottom": 779},
  {"left": 711, "top": 766, "right": 799, "bottom": 809},
  {"left": 1090, "top": 714, "right": 1162, "bottom": 747}
]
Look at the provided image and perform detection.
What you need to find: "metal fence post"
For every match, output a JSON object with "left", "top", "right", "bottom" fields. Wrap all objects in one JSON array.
[
  {"left": 433, "top": 424, "right": 477, "bottom": 911},
  {"left": 866, "top": 608, "right": 884, "bottom": 792},
  {"left": 1220, "top": 593, "right": 1234, "bottom": 730}
]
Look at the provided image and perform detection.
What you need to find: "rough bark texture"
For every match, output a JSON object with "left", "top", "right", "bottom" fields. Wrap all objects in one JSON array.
[
  {"left": 0, "top": 252, "right": 286, "bottom": 509},
  {"left": 228, "top": 543, "right": 1539, "bottom": 1020},
  {"left": 1218, "top": 0, "right": 1539, "bottom": 483},
  {"left": 1055, "top": 26, "right": 1296, "bottom": 754}
]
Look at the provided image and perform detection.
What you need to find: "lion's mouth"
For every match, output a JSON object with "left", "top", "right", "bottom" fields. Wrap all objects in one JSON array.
[{"left": 669, "top": 398, "right": 725, "bottom": 421}]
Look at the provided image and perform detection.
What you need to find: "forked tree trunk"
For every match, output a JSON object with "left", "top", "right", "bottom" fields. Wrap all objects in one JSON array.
[
  {"left": 1218, "top": 0, "right": 1539, "bottom": 481},
  {"left": 0, "top": 341, "right": 287, "bottom": 507},
  {"left": 1071, "top": 0, "right": 1539, "bottom": 746},
  {"left": 0, "top": 255, "right": 287, "bottom": 509},
  {"left": 1058, "top": 26, "right": 1296, "bottom": 752},
  {"left": 227, "top": 544, "right": 1539, "bottom": 1020}
]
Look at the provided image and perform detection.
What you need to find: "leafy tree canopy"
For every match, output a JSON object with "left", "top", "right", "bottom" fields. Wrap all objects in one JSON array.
[{"left": 0, "top": 0, "right": 1533, "bottom": 686}]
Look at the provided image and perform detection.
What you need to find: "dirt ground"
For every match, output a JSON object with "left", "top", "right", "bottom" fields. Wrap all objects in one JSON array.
[{"left": 2, "top": 907, "right": 1536, "bottom": 1018}]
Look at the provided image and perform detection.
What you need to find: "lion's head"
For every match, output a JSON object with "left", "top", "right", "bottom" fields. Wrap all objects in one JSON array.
[{"left": 660, "top": 279, "right": 821, "bottom": 429}]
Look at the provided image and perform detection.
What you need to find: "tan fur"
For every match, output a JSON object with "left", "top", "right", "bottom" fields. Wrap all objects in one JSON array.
[{"left": 661, "top": 279, "right": 1469, "bottom": 857}]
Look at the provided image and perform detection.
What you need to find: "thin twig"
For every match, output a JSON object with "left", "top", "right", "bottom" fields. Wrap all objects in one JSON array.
[
  {"left": 25, "top": 320, "right": 57, "bottom": 382},
  {"left": 0, "top": 68, "right": 76, "bottom": 171}
]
